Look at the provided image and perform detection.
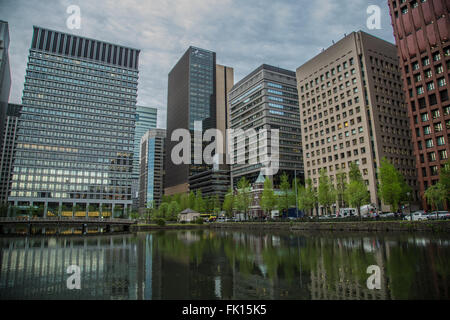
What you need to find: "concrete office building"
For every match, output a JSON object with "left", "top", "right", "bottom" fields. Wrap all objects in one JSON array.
[
  {"left": 139, "top": 128, "right": 165, "bottom": 211},
  {"left": 165, "top": 46, "right": 233, "bottom": 200},
  {"left": 8, "top": 26, "right": 139, "bottom": 217},
  {"left": 0, "top": 21, "right": 12, "bottom": 154},
  {"left": 296, "top": 31, "right": 418, "bottom": 214},
  {"left": 228, "top": 64, "right": 303, "bottom": 187},
  {"left": 0, "top": 104, "right": 21, "bottom": 204},
  {"left": 387, "top": 0, "right": 450, "bottom": 209},
  {"left": 132, "top": 106, "right": 157, "bottom": 209}
]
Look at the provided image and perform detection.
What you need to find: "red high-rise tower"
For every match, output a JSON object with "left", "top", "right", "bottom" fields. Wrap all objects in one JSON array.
[{"left": 388, "top": 0, "right": 450, "bottom": 209}]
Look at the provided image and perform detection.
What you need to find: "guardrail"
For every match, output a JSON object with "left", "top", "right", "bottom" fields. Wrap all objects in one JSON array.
[{"left": 0, "top": 217, "right": 137, "bottom": 225}]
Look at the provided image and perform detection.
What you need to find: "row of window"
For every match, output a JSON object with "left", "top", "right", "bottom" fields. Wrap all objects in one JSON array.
[
  {"left": 29, "top": 56, "right": 138, "bottom": 86},
  {"left": 299, "top": 57, "right": 355, "bottom": 93},
  {"left": 30, "top": 51, "right": 139, "bottom": 78}
]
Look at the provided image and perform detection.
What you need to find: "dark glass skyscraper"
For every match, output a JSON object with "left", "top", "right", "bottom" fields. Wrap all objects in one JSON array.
[
  {"left": 0, "top": 21, "right": 12, "bottom": 159},
  {"left": 8, "top": 26, "right": 139, "bottom": 217},
  {"left": 0, "top": 103, "right": 21, "bottom": 204},
  {"left": 165, "top": 46, "right": 233, "bottom": 199}
]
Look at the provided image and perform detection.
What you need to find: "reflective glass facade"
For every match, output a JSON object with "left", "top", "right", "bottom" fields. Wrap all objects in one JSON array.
[{"left": 8, "top": 27, "right": 139, "bottom": 212}]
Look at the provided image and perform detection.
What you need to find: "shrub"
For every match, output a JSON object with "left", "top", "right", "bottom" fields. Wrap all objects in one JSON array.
[
  {"left": 154, "top": 218, "right": 166, "bottom": 226},
  {"left": 194, "top": 217, "right": 204, "bottom": 225}
]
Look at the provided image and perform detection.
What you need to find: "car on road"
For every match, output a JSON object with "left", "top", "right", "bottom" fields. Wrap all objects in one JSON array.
[
  {"left": 404, "top": 211, "right": 430, "bottom": 221},
  {"left": 428, "top": 211, "right": 450, "bottom": 220}
]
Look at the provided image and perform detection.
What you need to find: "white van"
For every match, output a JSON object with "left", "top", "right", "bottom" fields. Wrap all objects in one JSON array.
[{"left": 338, "top": 208, "right": 357, "bottom": 218}]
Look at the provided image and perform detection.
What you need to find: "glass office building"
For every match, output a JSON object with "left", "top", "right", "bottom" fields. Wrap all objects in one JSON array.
[
  {"left": 0, "top": 21, "right": 12, "bottom": 159},
  {"left": 8, "top": 26, "right": 139, "bottom": 217},
  {"left": 132, "top": 106, "right": 157, "bottom": 209},
  {"left": 139, "top": 128, "right": 165, "bottom": 211},
  {"left": 165, "top": 47, "right": 233, "bottom": 200}
]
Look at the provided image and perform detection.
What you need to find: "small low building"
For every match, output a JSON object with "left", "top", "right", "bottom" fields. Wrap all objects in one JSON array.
[{"left": 178, "top": 208, "right": 201, "bottom": 223}]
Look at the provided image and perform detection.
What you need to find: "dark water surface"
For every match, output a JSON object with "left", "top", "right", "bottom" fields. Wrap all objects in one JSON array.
[{"left": 0, "top": 230, "right": 449, "bottom": 300}]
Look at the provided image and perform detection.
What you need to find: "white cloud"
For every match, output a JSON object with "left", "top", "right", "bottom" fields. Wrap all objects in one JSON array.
[{"left": 1, "top": 0, "right": 395, "bottom": 129}]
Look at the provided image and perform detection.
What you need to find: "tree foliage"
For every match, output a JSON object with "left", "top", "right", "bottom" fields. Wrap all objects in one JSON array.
[
  {"left": 261, "top": 178, "right": 277, "bottom": 215},
  {"left": 223, "top": 189, "right": 235, "bottom": 218},
  {"left": 235, "top": 177, "right": 252, "bottom": 220},
  {"left": 298, "top": 178, "right": 317, "bottom": 216},
  {"left": 318, "top": 169, "right": 336, "bottom": 215},
  {"left": 378, "top": 157, "right": 411, "bottom": 212},
  {"left": 345, "top": 163, "right": 370, "bottom": 219}
]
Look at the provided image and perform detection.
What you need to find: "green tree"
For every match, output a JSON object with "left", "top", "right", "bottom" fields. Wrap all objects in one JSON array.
[
  {"left": 318, "top": 169, "right": 336, "bottom": 215},
  {"left": 167, "top": 200, "right": 181, "bottom": 221},
  {"left": 213, "top": 195, "right": 222, "bottom": 215},
  {"left": 205, "top": 196, "right": 214, "bottom": 213},
  {"left": 188, "top": 191, "right": 196, "bottom": 209},
  {"left": 298, "top": 179, "right": 317, "bottom": 217},
  {"left": 336, "top": 171, "right": 348, "bottom": 209},
  {"left": 261, "top": 178, "right": 277, "bottom": 217},
  {"left": 179, "top": 193, "right": 189, "bottom": 211},
  {"left": 439, "top": 160, "right": 450, "bottom": 197},
  {"left": 194, "top": 190, "right": 206, "bottom": 213},
  {"left": 145, "top": 200, "right": 157, "bottom": 221},
  {"left": 378, "top": 157, "right": 411, "bottom": 212},
  {"left": 424, "top": 183, "right": 447, "bottom": 211},
  {"left": 157, "top": 202, "right": 169, "bottom": 219},
  {"left": 223, "top": 189, "right": 235, "bottom": 218},
  {"left": 277, "top": 173, "right": 292, "bottom": 215},
  {"left": 345, "top": 163, "right": 370, "bottom": 219},
  {"left": 236, "top": 177, "right": 252, "bottom": 220}
]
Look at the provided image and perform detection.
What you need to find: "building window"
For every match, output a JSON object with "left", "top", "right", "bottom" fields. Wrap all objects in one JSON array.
[
  {"left": 439, "top": 150, "right": 448, "bottom": 160},
  {"left": 425, "top": 138, "right": 434, "bottom": 148},
  {"left": 423, "top": 125, "right": 431, "bottom": 135},
  {"left": 433, "top": 52, "right": 441, "bottom": 61},
  {"left": 434, "top": 122, "right": 443, "bottom": 132},
  {"left": 428, "top": 152, "right": 436, "bottom": 162},
  {"left": 421, "top": 113, "right": 429, "bottom": 122},
  {"left": 431, "top": 166, "right": 439, "bottom": 176},
  {"left": 417, "top": 86, "right": 424, "bottom": 95},
  {"left": 437, "top": 136, "right": 445, "bottom": 146}
]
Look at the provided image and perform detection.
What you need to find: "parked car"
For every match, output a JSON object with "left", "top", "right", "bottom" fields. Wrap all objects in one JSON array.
[
  {"left": 428, "top": 211, "right": 450, "bottom": 220},
  {"left": 379, "top": 212, "right": 396, "bottom": 218},
  {"left": 404, "top": 211, "right": 429, "bottom": 221}
]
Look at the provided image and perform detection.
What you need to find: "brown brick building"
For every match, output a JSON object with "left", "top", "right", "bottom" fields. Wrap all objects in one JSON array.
[{"left": 387, "top": 0, "right": 450, "bottom": 209}]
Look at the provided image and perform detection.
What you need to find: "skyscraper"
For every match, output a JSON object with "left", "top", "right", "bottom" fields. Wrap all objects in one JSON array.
[
  {"left": 228, "top": 64, "right": 304, "bottom": 187},
  {"left": 296, "top": 31, "right": 418, "bottom": 214},
  {"left": 165, "top": 46, "right": 233, "bottom": 199},
  {"left": 8, "top": 26, "right": 139, "bottom": 217},
  {"left": 0, "top": 21, "right": 11, "bottom": 155},
  {"left": 0, "top": 103, "right": 21, "bottom": 204},
  {"left": 139, "top": 128, "right": 166, "bottom": 211},
  {"left": 387, "top": 0, "right": 450, "bottom": 209},
  {"left": 132, "top": 105, "right": 157, "bottom": 209}
]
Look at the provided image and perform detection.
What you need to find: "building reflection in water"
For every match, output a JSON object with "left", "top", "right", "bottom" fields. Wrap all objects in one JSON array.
[{"left": 0, "top": 231, "right": 449, "bottom": 300}]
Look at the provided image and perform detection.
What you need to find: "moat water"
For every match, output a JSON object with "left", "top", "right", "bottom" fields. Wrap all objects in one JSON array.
[{"left": 0, "top": 230, "right": 449, "bottom": 299}]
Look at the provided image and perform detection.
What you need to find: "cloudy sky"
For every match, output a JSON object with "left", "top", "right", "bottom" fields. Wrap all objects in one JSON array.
[{"left": 0, "top": 0, "right": 395, "bottom": 128}]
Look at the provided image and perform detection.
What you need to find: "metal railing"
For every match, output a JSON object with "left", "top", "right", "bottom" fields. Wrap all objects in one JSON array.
[{"left": 0, "top": 217, "right": 137, "bottom": 224}]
